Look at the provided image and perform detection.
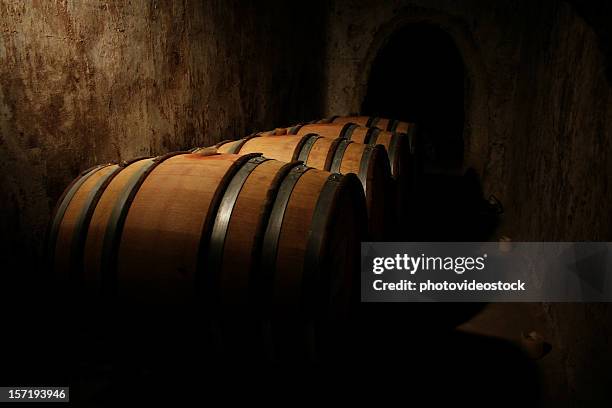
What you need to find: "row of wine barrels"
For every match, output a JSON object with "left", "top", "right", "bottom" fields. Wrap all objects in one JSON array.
[
  {"left": 319, "top": 115, "right": 415, "bottom": 135},
  {"left": 48, "top": 152, "right": 367, "bottom": 357},
  {"left": 284, "top": 123, "right": 414, "bottom": 239},
  {"left": 285, "top": 122, "right": 412, "bottom": 181},
  {"left": 256, "top": 123, "right": 414, "bottom": 182},
  {"left": 209, "top": 134, "right": 392, "bottom": 240},
  {"left": 236, "top": 119, "right": 416, "bottom": 240}
]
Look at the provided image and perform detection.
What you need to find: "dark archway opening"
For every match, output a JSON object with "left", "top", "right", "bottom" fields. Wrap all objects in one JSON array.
[
  {"left": 363, "top": 23, "right": 500, "bottom": 242},
  {"left": 358, "top": 27, "right": 525, "bottom": 398},
  {"left": 362, "top": 23, "right": 466, "bottom": 172}
]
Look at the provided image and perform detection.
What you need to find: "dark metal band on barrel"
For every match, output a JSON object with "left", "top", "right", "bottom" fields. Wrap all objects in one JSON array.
[
  {"left": 296, "top": 133, "right": 321, "bottom": 163},
  {"left": 301, "top": 173, "right": 343, "bottom": 315},
  {"left": 100, "top": 152, "right": 188, "bottom": 294},
  {"left": 69, "top": 164, "right": 126, "bottom": 279},
  {"left": 213, "top": 140, "right": 233, "bottom": 149},
  {"left": 196, "top": 153, "right": 264, "bottom": 298},
  {"left": 323, "top": 138, "right": 344, "bottom": 172},
  {"left": 249, "top": 161, "right": 303, "bottom": 306},
  {"left": 330, "top": 139, "right": 352, "bottom": 174},
  {"left": 259, "top": 164, "right": 311, "bottom": 307},
  {"left": 120, "top": 156, "right": 152, "bottom": 167},
  {"left": 47, "top": 164, "right": 107, "bottom": 270},
  {"left": 287, "top": 124, "right": 304, "bottom": 135},
  {"left": 205, "top": 155, "right": 270, "bottom": 306},
  {"left": 407, "top": 124, "right": 417, "bottom": 154},
  {"left": 292, "top": 133, "right": 317, "bottom": 161},
  {"left": 363, "top": 127, "right": 379, "bottom": 145},
  {"left": 366, "top": 116, "right": 379, "bottom": 127},
  {"left": 388, "top": 133, "right": 401, "bottom": 178},
  {"left": 364, "top": 128, "right": 381, "bottom": 146},
  {"left": 227, "top": 135, "right": 258, "bottom": 154},
  {"left": 357, "top": 145, "right": 375, "bottom": 193},
  {"left": 338, "top": 122, "right": 357, "bottom": 139}
]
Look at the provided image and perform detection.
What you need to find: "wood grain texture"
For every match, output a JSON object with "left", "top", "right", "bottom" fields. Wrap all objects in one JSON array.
[
  {"left": 296, "top": 123, "right": 409, "bottom": 179},
  {"left": 273, "top": 169, "right": 325, "bottom": 310},
  {"left": 238, "top": 136, "right": 300, "bottom": 163},
  {"left": 338, "top": 142, "right": 364, "bottom": 175},
  {"left": 83, "top": 158, "right": 154, "bottom": 286},
  {"left": 349, "top": 127, "right": 370, "bottom": 144},
  {"left": 53, "top": 164, "right": 118, "bottom": 275},
  {"left": 57, "top": 153, "right": 366, "bottom": 316},
  {"left": 305, "top": 137, "right": 336, "bottom": 170},
  {"left": 117, "top": 154, "right": 237, "bottom": 301},
  {"left": 220, "top": 159, "right": 286, "bottom": 305},
  {"left": 295, "top": 123, "right": 347, "bottom": 139},
  {"left": 208, "top": 134, "right": 391, "bottom": 239}
]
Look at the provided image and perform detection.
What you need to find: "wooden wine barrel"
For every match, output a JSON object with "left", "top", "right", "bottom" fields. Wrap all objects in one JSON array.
[
  {"left": 48, "top": 153, "right": 367, "bottom": 343},
  {"left": 284, "top": 123, "right": 415, "bottom": 240},
  {"left": 322, "top": 115, "right": 416, "bottom": 135},
  {"left": 286, "top": 123, "right": 411, "bottom": 181},
  {"left": 212, "top": 134, "right": 392, "bottom": 240},
  {"left": 256, "top": 128, "right": 287, "bottom": 136}
]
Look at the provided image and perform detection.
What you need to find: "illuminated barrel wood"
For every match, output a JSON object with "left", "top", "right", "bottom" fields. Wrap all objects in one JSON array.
[
  {"left": 285, "top": 123, "right": 415, "bottom": 239},
  {"left": 322, "top": 115, "right": 416, "bottom": 135},
  {"left": 48, "top": 152, "right": 367, "bottom": 352},
  {"left": 213, "top": 134, "right": 391, "bottom": 240},
  {"left": 287, "top": 123, "right": 411, "bottom": 181},
  {"left": 256, "top": 128, "right": 287, "bottom": 136}
]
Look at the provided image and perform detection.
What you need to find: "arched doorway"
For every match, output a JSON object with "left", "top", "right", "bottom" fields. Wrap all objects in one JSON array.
[
  {"left": 362, "top": 23, "right": 466, "bottom": 173},
  {"left": 362, "top": 23, "right": 499, "bottom": 241},
  {"left": 357, "top": 19, "right": 507, "bottom": 369}
]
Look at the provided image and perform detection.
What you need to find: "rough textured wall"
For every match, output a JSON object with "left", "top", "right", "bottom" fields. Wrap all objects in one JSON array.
[
  {"left": 324, "top": 0, "right": 611, "bottom": 241},
  {"left": 0, "top": 0, "right": 327, "bottom": 275},
  {"left": 1, "top": 0, "right": 611, "bottom": 404},
  {"left": 324, "top": 0, "right": 611, "bottom": 406}
]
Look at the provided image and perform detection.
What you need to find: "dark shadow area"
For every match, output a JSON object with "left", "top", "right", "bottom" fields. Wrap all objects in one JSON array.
[
  {"left": 407, "top": 168, "right": 503, "bottom": 242},
  {"left": 363, "top": 23, "right": 499, "bottom": 241},
  {"left": 362, "top": 23, "right": 465, "bottom": 172},
  {"left": 0, "top": 287, "right": 539, "bottom": 407},
  {"left": 0, "top": 9, "right": 541, "bottom": 408},
  {"left": 568, "top": 0, "right": 612, "bottom": 84},
  {"left": 384, "top": 166, "right": 503, "bottom": 347},
  {"left": 364, "top": 25, "right": 501, "bottom": 243}
]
